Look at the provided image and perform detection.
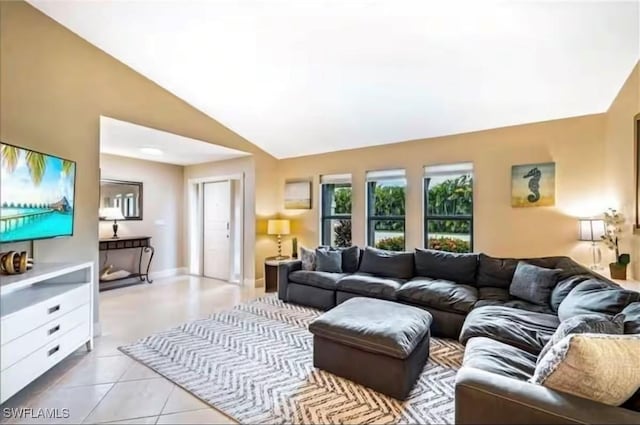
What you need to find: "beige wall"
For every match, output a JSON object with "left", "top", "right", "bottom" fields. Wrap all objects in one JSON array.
[
  {"left": 0, "top": 1, "right": 275, "bottom": 326},
  {"left": 276, "top": 115, "right": 608, "bottom": 266},
  {"left": 604, "top": 63, "right": 640, "bottom": 278},
  {"left": 99, "top": 154, "right": 184, "bottom": 276}
]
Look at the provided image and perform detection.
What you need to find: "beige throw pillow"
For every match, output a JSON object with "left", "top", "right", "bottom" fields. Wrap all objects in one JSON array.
[{"left": 531, "top": 333, "right": 640, "bottom": 406}]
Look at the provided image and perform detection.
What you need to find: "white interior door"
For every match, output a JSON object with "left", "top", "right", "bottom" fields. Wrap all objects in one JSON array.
[{"left": 203, "top": 181, "right": 231, "bottom": 280}]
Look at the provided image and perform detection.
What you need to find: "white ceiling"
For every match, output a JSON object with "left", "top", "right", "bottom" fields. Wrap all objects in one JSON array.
[
  {"left": 32, "top": 1, "right": 639, "bottom": 159},
  {"left": 100, "top": 116, "right": 250, "bottom": 165}
]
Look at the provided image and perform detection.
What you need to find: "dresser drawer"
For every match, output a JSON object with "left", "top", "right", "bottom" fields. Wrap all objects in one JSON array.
[
  {"left": 1, "top": 284, "right": 90, "bottom": 345},
  {"left": 0, "top": 319, "right": 90, "bottom": 404},
  {"left": 1, "top": 303, "right": 90, "bottom": 371}
]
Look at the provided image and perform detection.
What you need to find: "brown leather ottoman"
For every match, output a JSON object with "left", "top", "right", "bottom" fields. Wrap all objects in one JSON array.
[{"left": 308, "top": 297, "right": 432, "bottom": 400}]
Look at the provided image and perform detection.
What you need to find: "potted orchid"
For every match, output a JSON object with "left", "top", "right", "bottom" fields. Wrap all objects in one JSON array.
[{"left": 601, "top": 208, "right": 631, "bottom": 279}]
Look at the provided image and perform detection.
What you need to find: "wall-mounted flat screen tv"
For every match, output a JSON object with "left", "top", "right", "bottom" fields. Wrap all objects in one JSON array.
[{"left": 1, "top": 143, "right": 76, "bottom": 243}]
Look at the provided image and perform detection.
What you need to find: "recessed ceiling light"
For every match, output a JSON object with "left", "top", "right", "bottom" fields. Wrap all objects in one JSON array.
[{"left": 139, "top": 147, "right": 163, "bottom": 156}]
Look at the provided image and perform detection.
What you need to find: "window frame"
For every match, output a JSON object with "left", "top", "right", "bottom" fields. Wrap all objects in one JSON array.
[
  {"left": 319, "top": 177, "right": 352, "bottom": 247},
  {"left": 365, "top": 170, "right": 407, "bottom": 249},
  {"left": 423, "top": 164, "right": 474, "bottom": 252}
]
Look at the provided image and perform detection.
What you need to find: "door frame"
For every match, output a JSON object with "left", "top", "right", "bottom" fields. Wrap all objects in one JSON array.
[{"left": 187, "top": 173, "right": 245, "bottom": 285}]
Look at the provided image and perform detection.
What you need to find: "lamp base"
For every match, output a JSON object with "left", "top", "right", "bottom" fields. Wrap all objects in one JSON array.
[
  {"left": 589, "top": 242, "right": 602, "bottom": 271},
  {"left": 112, "top": 221, "right": 119, "bottom": 239}
]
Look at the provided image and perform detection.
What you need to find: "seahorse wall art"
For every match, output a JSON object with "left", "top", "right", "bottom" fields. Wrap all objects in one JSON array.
[{"left": 511, "top": 162, "right": 556, "bottom": 207}]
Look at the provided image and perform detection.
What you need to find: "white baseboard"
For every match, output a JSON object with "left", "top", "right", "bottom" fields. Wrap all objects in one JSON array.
[{"left": 149, "top": 267, "right": 188, "bottom": 280}]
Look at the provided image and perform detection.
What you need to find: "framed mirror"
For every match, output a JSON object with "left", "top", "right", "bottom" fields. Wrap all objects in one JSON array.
[{"left": 100, "top": 179, "right": 143, "bottom": 220}]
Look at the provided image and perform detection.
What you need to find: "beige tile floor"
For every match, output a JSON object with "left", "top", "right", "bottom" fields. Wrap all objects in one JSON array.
[{"left": 1, "top": 275, "right": 264, "bottom": 424}]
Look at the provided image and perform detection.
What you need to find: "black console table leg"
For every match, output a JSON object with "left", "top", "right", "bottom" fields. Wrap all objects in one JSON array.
[{"left": 139, "top": 245, "right": 155, "bottom": 283}]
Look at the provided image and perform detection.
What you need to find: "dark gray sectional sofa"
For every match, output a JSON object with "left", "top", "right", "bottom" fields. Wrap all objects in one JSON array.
[{"left": 277, "top": 246, "right": 640, "bottom": 424}]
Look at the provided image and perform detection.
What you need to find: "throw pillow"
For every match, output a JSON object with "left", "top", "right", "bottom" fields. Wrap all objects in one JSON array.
[
  {"left": 315, "top": 248, "right": 342, "bottom": 273},
  {"left": 557, "top": 279, "right": 640, "bottom": 322},
  {"left": 531, "top": 333, "right": 640, "bottom": 406},
  {"left": 300, "top": 246, "right": 316, "bottom": 271},
  {"left": 537, "top": 314, "right": 624, "bottom": 363},
  {"left": 358, "top": 247, "right": 414, "bottom": 280},
  {"left": 509, "top": 262, "right": 561, "bottom": 306},
  {"left": 414, "top": 248, "right": 478, "bottom": 285},
  {"left": 337, "top": 245, "right": 360, "bottom": 273}
]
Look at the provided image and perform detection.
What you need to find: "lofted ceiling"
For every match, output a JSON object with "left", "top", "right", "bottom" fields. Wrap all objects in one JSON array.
[
  {"left": 30, "top": 1, "right": 639, "bottom": 159},
  {"left": 100, "top": 116, "right": 250, "bottom": 166}
]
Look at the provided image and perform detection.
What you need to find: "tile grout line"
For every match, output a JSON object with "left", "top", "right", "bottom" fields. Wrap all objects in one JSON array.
[
  {"left": 79, "top": 383, "right": 117, "bottom": 425},
  {"left": 80, "top": 358, "right": 135, "bottom": 424}
]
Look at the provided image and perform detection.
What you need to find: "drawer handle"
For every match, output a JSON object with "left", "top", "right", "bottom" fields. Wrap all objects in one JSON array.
[
  {"left": 48, "top": 325, "right": 61, "bottom": 335},
  {"left": 48, "top": 345, "right": 60, "bottom": 356},
  {"left": 48, "top": 305, "right": 61, "bottom": 314}
]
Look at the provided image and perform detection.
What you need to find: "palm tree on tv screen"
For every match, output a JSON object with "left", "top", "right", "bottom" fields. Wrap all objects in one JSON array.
[{"left": 1, "top": 144, "right": 73, "bottom": 187}]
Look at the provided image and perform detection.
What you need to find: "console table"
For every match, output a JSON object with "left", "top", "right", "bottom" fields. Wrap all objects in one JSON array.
[{"left": 99, "top": 236, "right": 155, "bottom": 290}]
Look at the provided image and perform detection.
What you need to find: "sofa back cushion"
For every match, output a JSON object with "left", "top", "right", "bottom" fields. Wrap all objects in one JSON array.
[
  {"left": 509, "top": 262, "right": 561, "bottom": 306},
  {"left": 477, "top": 254, "right": 518, "bottom": 288},
  {"left": 414, "top": 249, "right": 478, "bottom": 285},
  {"left": 477, "top": 255, "right": 588, "bottom": 289},
  {"left": 359, "top": 247, "right": 414, "bottom": 280},
  {"left": 558, "top": 279, "right": 640, "bottom": 322}
]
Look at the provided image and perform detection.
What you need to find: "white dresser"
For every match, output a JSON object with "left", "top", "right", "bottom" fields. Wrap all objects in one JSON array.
[{"left": 0, "top": 262, "right": 94, "bottom": 404}]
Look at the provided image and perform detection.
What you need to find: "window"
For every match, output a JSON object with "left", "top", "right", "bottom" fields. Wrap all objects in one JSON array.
[
  {"left": 424, "top": 163, "right": 473, "bottom": 253},
  {"left": 366, "top": 169, "right": 406, "bottom": 251},
  {"left": 320, "top": 174, "right": 352, "bottom": 247}
]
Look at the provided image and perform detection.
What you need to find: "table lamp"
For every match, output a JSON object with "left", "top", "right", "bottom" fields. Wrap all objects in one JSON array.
[
  {"left": 579, "top": 218, "right": 605, "bottom": 270},
  {"left": 100, "top": 207, "right": 125, "bottom": 239},
  {"left": 267, "top": 219, "right": 290, "bottom": 260}
]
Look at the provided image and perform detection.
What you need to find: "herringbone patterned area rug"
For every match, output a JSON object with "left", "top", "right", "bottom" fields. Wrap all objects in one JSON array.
[{"left": 119, "top": 296, "right": 464, "bottom": 424}]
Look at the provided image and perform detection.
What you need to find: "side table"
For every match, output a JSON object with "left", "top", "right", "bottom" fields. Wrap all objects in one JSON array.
[{"left": 265, "top": 257, "right": 297, "bottom": 293}]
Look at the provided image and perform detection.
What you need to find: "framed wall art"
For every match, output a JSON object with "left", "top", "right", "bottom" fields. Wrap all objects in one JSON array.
[{"left": 511, "top": 162, "right": 556, "bottom": 208}]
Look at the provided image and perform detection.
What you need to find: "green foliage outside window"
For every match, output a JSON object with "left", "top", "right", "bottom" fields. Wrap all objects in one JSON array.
[{"left": 328, "top": 174, "right": 473, "bottom": 251}]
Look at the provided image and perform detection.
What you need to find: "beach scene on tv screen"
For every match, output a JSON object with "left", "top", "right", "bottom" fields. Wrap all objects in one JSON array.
[{"left": 1, "top": 144, "right": 75, "bottom": 243}]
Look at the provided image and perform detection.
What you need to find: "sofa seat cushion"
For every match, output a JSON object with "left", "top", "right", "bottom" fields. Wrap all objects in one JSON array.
[
  {"left": 308, "top": 297, "right": 432, "bottom": 359},
  {"left": 460, "top": 306, "right": 560, "bottom": 354},
  {"left": 501, "top": 300, "right": 555, "bottom": 315},
  {"left": 463, "top": 337, "right": 537, "bottom": 381},
  {"left": 475, "top": 287, "right": 510, "bottom": 308},
  {"left": 336, "top": 273, "right": 404, "bottom": 301},
  {"left": 289, "top": 270, "right": 347, "bottom": 290},
  {"left": 397, "top": 277, "right": 478, "bottom": 314},
  {"left": 474, "top": 288, "right": 555, "bottom": 314}
]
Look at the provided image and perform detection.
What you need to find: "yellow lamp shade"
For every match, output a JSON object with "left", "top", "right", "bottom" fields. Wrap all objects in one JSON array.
[{"left": 267, "top": 219, "right": 290, "bottom": 236}]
